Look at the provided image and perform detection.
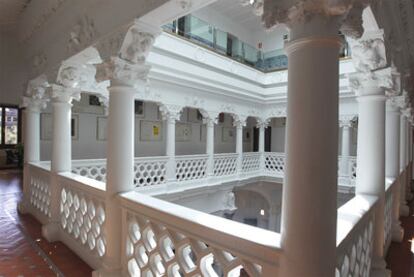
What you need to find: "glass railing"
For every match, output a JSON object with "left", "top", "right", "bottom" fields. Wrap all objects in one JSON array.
[{"left": 162, "top": 14, "right": 351, "bottom": 73}]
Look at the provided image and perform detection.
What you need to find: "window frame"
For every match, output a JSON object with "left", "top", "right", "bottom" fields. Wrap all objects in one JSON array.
[{"left": 0, "top": 104, "right": 21, "bottom": 149}]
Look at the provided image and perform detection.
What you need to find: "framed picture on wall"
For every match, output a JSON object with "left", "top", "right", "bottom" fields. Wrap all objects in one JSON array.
[
  {"left": 89, "top": 95, "right": 101, "bottom": 106},
  {"left": 71, "top": 114, "right": 79, "bottom": 140},
  {"left": 40, "top": 113, "right": 52, "bottom": 140},
  {"left": 96, "top": 117, "right": 107, "bottom": 141},
  {"left": 222, "top": 127, "right": 235, "bottom": 142},
  {"left": 218, "top": 113, "right": 225, "bottom": 124},
  {"left": 176, "top": 123, "right": 192, "bottom": 141},
  {"left": 135, "top": 100, "right": 145, "bottom": 117},
  {"left": 140, "top": 120, "right": 162, "bottom": 141}
]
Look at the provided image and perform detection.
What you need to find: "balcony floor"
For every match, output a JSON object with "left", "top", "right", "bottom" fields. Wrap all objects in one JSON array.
[
  {"left": 0, "top": 170, "right": 91, "bottom": 276},
  {"left": 387, "top": 190, "right": 414, "bottom": 277}
]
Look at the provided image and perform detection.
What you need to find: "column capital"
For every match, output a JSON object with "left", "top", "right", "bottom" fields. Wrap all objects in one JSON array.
[
  {"left": 159, "top": 104, "right": 183, "bottom": 122},
  {"left": 48, "top": 84, "right": 81, "bottom": 104},
  {"left": 256, "top": 118, "right": 270, "bottom": 128},
  {"left": 200, "top": 110, "right": 219, "bottom": 125},
  {"left": 339, "top": 115, "right": 356, "bottom": 128},
  {"left": 22, "top": 75, "right": 50, "bottom": 111},
  {"left": 387, "top": 95, "right": 408, "bottom": 112},
  {"left": 348, "top": 67, "right": 393, "bottom": 97},
  {"left": 232, "top": 114, "right": 247, "bottom": 128}
]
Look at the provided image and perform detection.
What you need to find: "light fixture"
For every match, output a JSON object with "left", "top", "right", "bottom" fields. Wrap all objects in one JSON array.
[{"left": 260, "top": 209, "right": 265, "bottom": 216}]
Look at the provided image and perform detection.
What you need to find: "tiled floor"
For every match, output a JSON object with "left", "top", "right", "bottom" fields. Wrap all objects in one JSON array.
[
  {"left": 387, "top": 192, "right": 414, "bottom": 277},
  {"left": 0, "top": 170, "right": 92, "bottom": 277}
]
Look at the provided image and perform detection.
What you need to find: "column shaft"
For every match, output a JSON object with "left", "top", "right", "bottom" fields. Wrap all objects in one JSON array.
[
  {"left": 400, "top": 116, "right": 409, "bottom": 215},
  {"left": 166, "top": 117, "right": 176, "bottom": 181},
  {"left": 24, "top": 109, "right": 41, "bottom": 163},
  {"left": 236, "top": 124, "right": 243, "bottom": 173},
  {"left": 51, "top": 102, "right": 72, "bottom": 172},
  {"left": 206, "top": 121, "right": 215, "bottom": 177}
]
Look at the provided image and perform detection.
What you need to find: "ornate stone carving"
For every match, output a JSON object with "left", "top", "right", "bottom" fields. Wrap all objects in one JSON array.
[
  {"left": 22, "top": 75, "right": 50, "bottom": 111},
  {"left": 266, "top": 107, "right": 287, "bottom": 119},
  {"left": 94, "top": 26, "right": 129, "bottom": 61},
  {"left": 199, "top": 110, "right": 220, "bottom": 125},
  {"left": 49, "top": 84, "right": 81, "bottom": 103},
  {"left": 185, "top": 96, "right": 205, "bottom": 109},
  {"left": 159, "top": 104, "right": 183, "bottom": 121},
  {"left": 348, "top": 67, "right": 393, "bottom": 95},
  {"left": 256, "top": 118, "right": 271, "bottom": 128},
  {"left": 340, "top": 2, "right": 366, "bottom": 39},
  {"left": 339, "top": 115, "right": 356, "bottom": 127},
  {"left": 119, "top": 21, "right": 160, "bottom": 65},
  {"left": 67, "top": 15, "right": 98, "bottom": 54},
  {"left": 232, "top": 114, "right": 247, "bottom": 128}
]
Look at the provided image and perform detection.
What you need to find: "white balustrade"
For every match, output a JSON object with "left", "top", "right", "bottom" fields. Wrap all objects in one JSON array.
[
  {"left": 58, "top": 172, "right": 107, "bottom": 269},
  {"left": 27, "top": 163, "right": 52, "bottom": 224},
  {"left": 175, "top": 154, "right": 208, "bottom": 182},
  {"left": 72, "top": 159, "right": 107, "bottom": 182},
  {"left": 242, "top": 152, "right": 261, "bottom": 174},
  {"left": 264, "top": 153, "right": 285, "bottom": 177},
  {"left": 134, "top": 156, "right": 169, "bottom": 187},
  {"left": 120, "top": 191, "right": 281, "bottom": 277},
  {"left": 213, "top": 153, "right": 239, "bottom": 177},
  {"left": 384, "top": 180, "right": 395, "bottom": 253},
  {"left": 336, "top": 195, "right": 377, "bottom": 277}
]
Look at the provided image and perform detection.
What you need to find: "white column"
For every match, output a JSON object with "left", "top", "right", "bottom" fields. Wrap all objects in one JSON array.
[
  {"left": 400, "top": 114, "right": 410, "bottom": 215},
  {"left": 339, "top": 116, "right": 353, "bottom": 179},
  {"left": 205, "top": 117, "right": 216, "bottom": 177},
  {"left": 42, "top": 85, "right": 78, "bottom": 242},
  {"left": 96, "top": 21, "right": 160, "bottom": 275},
  {"left": 279, "top": 17, "right": 341, "bottom": 277},
  {"left": 160, "top": 104, "right": 182, "bottom": 182},
  {"left": 351, "top": 69, "right": 390, "bottom": 275},
  {"left": 385, "top": 98, "right": 404, "bottom": 242},
  {"left": 234, "top": 117, "right": 245, "bottom": 174},
  {"left": 257, "top": 118, "right": 269, "bottom": 171}
]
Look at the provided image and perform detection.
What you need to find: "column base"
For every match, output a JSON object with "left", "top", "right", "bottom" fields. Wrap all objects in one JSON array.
[
  {"left": 41, "top": 222, "right": 60, "bottom": 242},
  {"left": 391, "top": 221, "right": 404, "bottom": 242},
  {"left": 400, "top": 204, "right": 410, "bottom": 216},
  {"left": 371, "top": 257, "right": 391, "bottom": 277},
  {"left": 17, "top": 201, "right": 28, "bottom": 214}
]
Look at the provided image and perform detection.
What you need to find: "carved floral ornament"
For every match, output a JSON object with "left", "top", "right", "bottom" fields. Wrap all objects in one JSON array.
[
  {"left": 339, "top": 115, "right": 356, "bottom": 127},
  {"left": 256, "top": 118, "right": 271, "bottom": 128},
  {"left": 232, "top": 114, "right": 248, "bottom": 128},
  {"left": 159, "top": 104, "right": 183, "bottom": 121},
  {"left": 348, "top": 67, "right": 393, "bottom": 96},
  {"left": 22, "top": 75, "right": 50, "bottom": 111}
]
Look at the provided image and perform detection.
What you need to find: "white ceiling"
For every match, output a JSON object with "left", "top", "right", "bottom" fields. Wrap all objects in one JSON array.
[
  {"left": 208, "top": 0, "right": 265, "bottom": 32},
  {"left": 0, "top": 0, "right": 30, "bottom": 27}
]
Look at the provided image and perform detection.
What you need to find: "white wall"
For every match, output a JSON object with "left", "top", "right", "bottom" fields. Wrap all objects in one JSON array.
[
  {"left": 270, "top": 117, "right": 286, "bottom": 152},
  {"left": 40, "top": 95, "right": 255, "bottom": 160},
  {"left": 0, "top": 30, "right": 27, "bottom": 105}
]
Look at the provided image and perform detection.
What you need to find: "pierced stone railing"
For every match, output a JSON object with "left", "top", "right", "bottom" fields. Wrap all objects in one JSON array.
[
  {"left": 213, "top": 153, "right": 239, "bottom": 177},
  {"left": 72, "top": 159, "right": 107, "bottom": 182},
  {"left": 120, "top": 191, "right": 282, "bottom": 276},
  {"left": 336, "top": 195, "right": 377, "bottom": 277},
  {"left": 134, "top": 156, "right": 168, "bottom": 187},
  {"left": 264, "top": 152, "right": 285, "bottom": 177},
  {"left": 27, "top": 163, "right": 52, "bottom": 224},
  {"left": 57, "top": 172, "right": 107, "bottom": 269},
  {"left": 175, "top": 154, "right": 208, "bottom": 181},
  {"left": 242, "top": 152, "right": 261, "bottom": 173},
  {"left": 384, "top": 179, "right": 395, "bottom": 253}
]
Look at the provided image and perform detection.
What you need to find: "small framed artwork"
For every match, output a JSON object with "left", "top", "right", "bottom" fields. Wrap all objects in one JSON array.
[
  {"left": 89, "top": 95, "right": 101, "bottom": 106},
  {"left": 40, "top": 113, "right": 52, "bottom": 140},
  {"left": 96, "top": 117, "right": 107, "bottom": 141},
  {"left": 243, "top": 128, "right": 252, "bottom": 142},
  {"left": 71, "top": 114, "right": 79, "bottom": 140},
  {"left": 135, "top": 100, "right": 145, "bottom": 117},
  {"left": 222, "top": 127, "right": 235, "bottom": 142},
  {"left": 176, "top": 123, "right": 192, "bottom": 141},
  {"left": 140, "top": 120, "right": 162, "bottom": 141},
  {"left": 188, "top": 108, "right": 203, "bottom": 123}
]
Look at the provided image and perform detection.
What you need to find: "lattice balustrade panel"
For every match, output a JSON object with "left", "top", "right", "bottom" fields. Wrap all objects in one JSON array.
[
  {"left": 242, "top": 153, "right": 261, "bottom": 173},
  {"left": 349, "top": 158, "right": 357, "bottom": 180},
  {"left": 125, "top": 212, "right": 263, "bottom": 277},
  {"left": 72, "top": 164, "right": 107, "bottom": 182},
  {"left": 60, "top": 187, "right": 106, "bottom": 258},
  {"left": 264, "top": 153, "right": 285, "bottom": 175},
  {"left": 29, "top": 174, "right": 51, "bottom": 218},
  {"left": 176, "top": 156, "right": 208, "bottom": 181},
  {"left": 336, "top": 220, "right": 374, "bottom": 277},
  {"left": 213, "top": 155, "right": 238, "bottom": 177},
  {"left": 134, "top": 159, "right": 167, "bottom": 187},
  {"left": 384, "top": 190, "right": 393, "bottom": 249}
]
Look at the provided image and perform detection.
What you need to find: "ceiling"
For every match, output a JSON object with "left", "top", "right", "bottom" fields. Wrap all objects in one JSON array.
[
  {"left": 0, "top": 0, "right": 30, "bottom": 27},
  {"left": 207, "top": 0, "right": 265, "bottom": 32}
]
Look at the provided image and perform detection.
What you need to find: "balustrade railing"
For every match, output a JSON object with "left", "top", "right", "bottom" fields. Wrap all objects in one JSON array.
[
  {"left": 134, "top": 156, "right": 168, "bottom": 187},
  {"left": 175, "top": 154, "right": 208, "bottom": 181},
  {"left": 336, "top": 195, "right": 377, "bottom": 277},
  {"left": 384, "top": 179, "right": 396, "bottom": 252},
  {"left": 213, "top": 153, "right": 239, "bottom": 177},
  {"left": 242, "top": 152, "right": 261, "bottom": 174},
  {"left": 264, "top": 152, "right": 285, "bottom": 177},
  {"left": 27, "top": 163, "right": 52, "bottom": 224},
  {"left": 120, "top": 191, "right": 281, "bottom": 276}
]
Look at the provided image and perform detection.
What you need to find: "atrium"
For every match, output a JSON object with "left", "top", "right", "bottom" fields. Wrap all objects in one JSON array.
[{"left": 0, "top": 0, "right": 414, "bottom": 276}]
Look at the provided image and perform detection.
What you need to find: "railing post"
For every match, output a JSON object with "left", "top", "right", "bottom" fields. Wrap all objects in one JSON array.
[
  {"left": 386, "top": 96, "right": 404, "bottom": 242},
  {"left": 96, "top": 21, "right": 160, "bottom": 276},
  {"left": 42, "top": 84, "right": 79, "bottom": 242},
  {"left": 233, "top": 115, "right": 246, "bottom": 176},
  {"left": 201, "top": 111, "right": 218, "bottom": 178},
  {"left": 160, "top": 104, "right": 182, "bottom": 183},
  {"left": 339, "top": 115, "right": 355, "bottom": 183},
  {"left": 18, "top": 75, "right": 49, "bottom": 214}
]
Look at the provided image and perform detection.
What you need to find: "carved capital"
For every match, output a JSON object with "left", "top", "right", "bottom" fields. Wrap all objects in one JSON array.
[
  {"left": 159, "top": 104, "right": 183, "bottom": 122},
  {"left": 21, "top": 97, "right": 48, "bottom": 112},
  {"left": 339, "top": 115, "right": 356, "bottom": 128},
  {"left": 200, "top": 110, "right": 219, "bottom": 125},
  {"left": 49, "top": 84, "right": 81, "bottom": 104},
  {"left": 347, "top": 30, "right": 387, "bottom": 73},
  {"left": 266, "top": 107, "right": 287, "bottom": 119},
  {"left": 256, "top": 118, "right": 270, "bottom": 128},
  {"left": 232, "top": 114, "right": 247, "bottom": 128},
  {"left": 26, "top": 75, "right": 50, "bottom": 99},
  {"left": 387, "top": 95, "right": 406, "bottom": 112},
  {"left": 348, "top": 67, "right": 393, "bottom": 96}
]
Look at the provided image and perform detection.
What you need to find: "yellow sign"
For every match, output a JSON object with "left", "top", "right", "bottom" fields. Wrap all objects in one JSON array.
[{"left": 153, "top": 125, "right": 159, "bottom": 136}]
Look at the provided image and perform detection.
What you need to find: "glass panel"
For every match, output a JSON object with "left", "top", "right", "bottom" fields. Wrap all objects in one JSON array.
[
  {"left": 263, "top": 50, "right": 288, "bottom": 71},
  {"left": 215, "top": 28, "right": 227, "bottom": 54},
  {"left": 185, "top": 15, "right": 214, "bottom": 48},
  {"left": 243, "top": 43, "right": 258, "bottom": 66},
  {"left": 231, "top": 37, "right": 243, "bottom": 61},
  {"left": 5, "top": 108, "right": 18, "bottom": 144}
]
